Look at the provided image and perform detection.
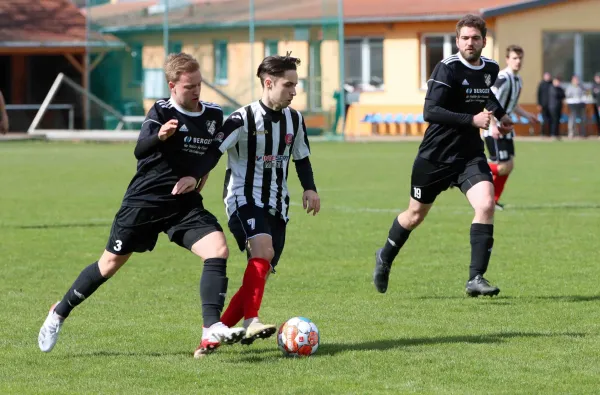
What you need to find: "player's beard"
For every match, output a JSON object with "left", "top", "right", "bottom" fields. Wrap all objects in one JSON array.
[{"left": 460, "top": 47, "right": 483, "bottom": 63}]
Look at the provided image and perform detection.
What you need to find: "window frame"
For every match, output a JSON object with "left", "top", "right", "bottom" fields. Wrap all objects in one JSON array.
[
  {"left": 420, "top": 33, "right": 457, "bottom": 89},
  {"left": 214, "top": 40, "right": 228, "bottom": 85},
  {"left": 344, "top": 36, "right": 385, "bottom": 90}
]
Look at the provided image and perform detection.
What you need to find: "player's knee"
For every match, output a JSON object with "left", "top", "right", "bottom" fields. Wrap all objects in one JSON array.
[
  {"left": 212, "top": 243, "right": 229, "bottom": 260},
  {"left": 497, "top": 160, "right": 513, "bottom": 176},
  {"left": 98, "top": 251, "right": 129, "bottom": 277},
  {"left": 404, "top": 208, "right": 427, "bottom": 229},
  {"left": 249, "top": 239, "right": 275, "bottom": 262},
  {"left": 252, "top": 246, "right": 275, "bottom": 262},
  {"left": 474, "top": 197, "right": 495, "bottom": 218}
]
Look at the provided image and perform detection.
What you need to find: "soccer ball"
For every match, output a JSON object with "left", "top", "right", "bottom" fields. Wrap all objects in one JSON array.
[{"left": 277, "top": 317, "right": 320, "bottom": 357}]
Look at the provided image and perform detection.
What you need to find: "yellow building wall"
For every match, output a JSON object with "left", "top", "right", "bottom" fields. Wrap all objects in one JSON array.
[
  {"left": 132, "top": 28, "right": 310, "bottom": 114},
  {"left": 495, "top": 0, "right": 600, "bottom": 104},
  {"left": 343, "top": 21, "right": 497, "bottom": 136}
]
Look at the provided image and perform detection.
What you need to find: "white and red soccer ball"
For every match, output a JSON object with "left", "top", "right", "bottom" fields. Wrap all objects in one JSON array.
[{"left": 277, "top": 317, "right": 320, "bottom": 357}]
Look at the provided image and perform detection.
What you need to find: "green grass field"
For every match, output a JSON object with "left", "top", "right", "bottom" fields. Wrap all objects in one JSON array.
[{"left": 1, "top": 140, "right": 599, "bottom": 394}]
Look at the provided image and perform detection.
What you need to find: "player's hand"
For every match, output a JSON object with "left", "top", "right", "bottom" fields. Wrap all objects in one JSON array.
[
  {"left": 472, "top": 111, "right": 492, "bottom": 129},
  {"left": 172, "top": 176, "right": 197, "bottom": 195},
  {"left": 498, "top": 114, "right": 514, "bottom": 135},
  {"left": 196, "top": 173, "right": 209, "bottom": 192},
  {"left": 158, "top": 119, "right": 178, "bottom": 141},
  {"left": 525, "top": 112, "right": 539, "bottom": 124},
  {"left": 302, "top": 190, "right": 320, "bottom": 216},
  {"left": 490, "top": 124, "right": 502, "bottom": 140}
]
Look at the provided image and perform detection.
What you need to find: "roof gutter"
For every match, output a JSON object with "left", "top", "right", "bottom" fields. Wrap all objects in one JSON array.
[
  {"left": 344, "top": 14, "right": 468, "bottom": 24},
  {"left": 100, "top": 17, "right": 339, "bottom": 34},
  {"left": 0, "top": 41, "right": 126, "bottom": 48}
]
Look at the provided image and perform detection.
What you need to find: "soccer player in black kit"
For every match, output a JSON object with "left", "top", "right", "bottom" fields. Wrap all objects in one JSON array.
[
  {"left": 373, "top": 15, "right": 514, "bottom": 297},
  {"left": 38, "top": 53, "right": 245, "bottom": 357}
]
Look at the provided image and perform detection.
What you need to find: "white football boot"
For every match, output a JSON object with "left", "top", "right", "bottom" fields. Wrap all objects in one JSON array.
[
  {"left": 241, "top": 317, "right": 277, "bottom": 345},
  {"left": 38, "top": 302, "right": 64, "bottom": 352},
  {"left": 193, "top": 322, "right": 245, "bottom": 358}
]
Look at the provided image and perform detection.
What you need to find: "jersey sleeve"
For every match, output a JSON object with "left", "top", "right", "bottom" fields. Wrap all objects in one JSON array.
[
  {"left": 292, "top": 113, "right": 311, "bottom": 160},
  {"left": 134, "top": 104, "right": 165, "bottom": 159},
  {"left": 214, "top": 111, "right": 245, "bottom": 153},
  {"left": 485, "top": 67, "right": 507, "bottom": 120},
  {"left": 425, "top": 62, "right": 454, "bottom": 104},
  {"left": 423, "top": 62, "right": 473, "bottom": 126},
  {"left": 491, "top": 73, "right": 508, "bottom": 103}
]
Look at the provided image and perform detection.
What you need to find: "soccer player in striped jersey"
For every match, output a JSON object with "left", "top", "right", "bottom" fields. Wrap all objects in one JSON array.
[
  {"left": 483, "top": 45, "right": 538, "bottom": 210},
  {"left": 37, "top": 53, "right": 246, "bottom": 357},
  {"left": 373, "top": 15, "right": 514, "bottom": 298},
  {"left": 194, "top": 54, "right": 320, "bottom": 345}
]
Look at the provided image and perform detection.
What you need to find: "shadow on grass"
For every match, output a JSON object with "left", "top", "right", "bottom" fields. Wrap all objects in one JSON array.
[
  {"left": 318, "top": 331, "right": 585, "bottom": 356},
  {"left": 415, "top": 295, "right": 600, "bottom": 303},
  {"left": 14, "top": 222, "right": 111, "bottom": 230},
  {"left": 58, "top": 350, "right": 193, "bottom": 358},
  {"left": 223, "top": 331, "right": 585, "bottom": 363}
]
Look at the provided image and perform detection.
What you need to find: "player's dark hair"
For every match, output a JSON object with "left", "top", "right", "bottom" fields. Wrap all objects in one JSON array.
[
  {"left": 456, "top": 14, "right": 487, "bottom": 39},
  {"left": 256, "top": 53, "right": 301, "bottom": 87},
  {"left": 506, "top": 45, "right": 524, "bottom": 58}
]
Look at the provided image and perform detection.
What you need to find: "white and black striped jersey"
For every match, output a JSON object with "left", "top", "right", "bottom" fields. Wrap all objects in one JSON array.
[
  {"left": 122, "top": 98, "right": 223, "bottom": 207},
  {"left": 214, "top": 101, "right": 311, "bottom": 221},
  {"left": 482, "top": 67, "right": 522, "bottom": 140}
]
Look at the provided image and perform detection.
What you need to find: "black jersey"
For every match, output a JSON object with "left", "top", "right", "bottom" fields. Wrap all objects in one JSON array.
[
  {"left": 122, "top": 98, "right": 223, "bottom": 208},
  {"left": 418, "top": 52, "right": 507, "bottom": 163}
]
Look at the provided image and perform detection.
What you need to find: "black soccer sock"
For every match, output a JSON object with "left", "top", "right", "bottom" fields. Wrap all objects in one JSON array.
[
  {"left": 200, "top": 258, "right": 228, "bottom": 328},
  {"left": 54, "top": 261, "right": 108, "bottom": 318},
  {"left": 380, "top": 218, "right": 412, "bottom": 265},
  {"left": 469, "top": 224, "right": 494, "bottom": 280}
]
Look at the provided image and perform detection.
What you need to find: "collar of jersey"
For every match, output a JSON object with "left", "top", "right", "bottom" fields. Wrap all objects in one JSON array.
[
  {"left": 258, "top": 100, "right": 284, "bottom": 122},
  {"left": 457, "top": 51, "right": 485, "bottom": 70},
  {"left": 169, "top": 98, "right": 205, "bottom": 117}
]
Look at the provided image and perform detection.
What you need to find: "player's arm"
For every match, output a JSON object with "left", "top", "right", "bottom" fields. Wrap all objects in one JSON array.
[
  {"left": 485, "top": 71, "right": 512, "bottom": 132},
  {"left": 189, "top": 111, "right": 244, "bottom": 186},
  {"left": 134, "top": 105, "right": 178, "bottom": 159},
  {"left": 423, "top": 62, "right": 475, "bottom": 126},
  {"left": 514, "top": 105, "right": 538, "bottom": 123},
  {"left": 0, "top": 91, "right": 8, "bottom": 134},
  {"left": 293, "top": 114, "right": 319, "bottom": 215}
]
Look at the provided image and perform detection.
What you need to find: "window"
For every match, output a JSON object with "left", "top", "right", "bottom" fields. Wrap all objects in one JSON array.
[
  {"left": 265, "top": 40, "right": 278, "bottom": 57},
  {"left": 143, "top": 69, "right": 168, "bottom": 99},
  {"left": 344, "top": 38, "right": 384, "bottom": 90},
  {"left": 130, "top": 43, "right": 143, "bottom": 85},
  {"left": 544, "top": 32, "right": 600, "bottom": 82},
  {"left": 420, "top": 34, "right": 458, "bottom": 87},
  {"left": 168, "top": 41, "right": 182, "bottom": 55},
  {"left": 214, "top": 41, "right": 228, "bottom": 85}
]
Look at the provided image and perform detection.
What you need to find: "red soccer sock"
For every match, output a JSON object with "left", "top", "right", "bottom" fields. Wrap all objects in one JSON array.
[
  {"left": 220, "top": 288, "right": 245, "bottom": 328},
  {"left": 242, "top": 258, "right": 271, "bottom": 320},
  {"left": 489, "top": 162, "right": 499, "bottom": 177},
  {"left": 494, "top": 174, "right": 509, "bottom": 203}
]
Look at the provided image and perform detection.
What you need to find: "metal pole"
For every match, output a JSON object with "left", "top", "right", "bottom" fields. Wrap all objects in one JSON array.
[
  {"left": 337, "top": 0, "right": 345, "bottom": 138},
  {"left": 163, "top": 0, "right": 170, "bottom": 59},
  {"left": 85, "top": 0, "right": 91, "bottom": 129},
  {"left": 250, "top": 0, "right": 255, "bottom": 101}
]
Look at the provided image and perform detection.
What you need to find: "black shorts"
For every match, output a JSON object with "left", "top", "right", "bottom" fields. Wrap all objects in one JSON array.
[
  {"left": 484, "top": 136, "right": 515, "bottom": 162},
  {"left": 106, "top": 204, "right": 223, "bottom": 255},
  {"left": 410, "top": 154, "right": 493, "bottom": 204},
  {"left": 227, "top": 204, "right": 287, "bottom": 269}
]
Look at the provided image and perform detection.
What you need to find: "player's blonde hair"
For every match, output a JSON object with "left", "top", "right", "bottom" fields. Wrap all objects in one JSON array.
[{"left": 164, "top": 53, "right": 200, "bottom": 83}]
